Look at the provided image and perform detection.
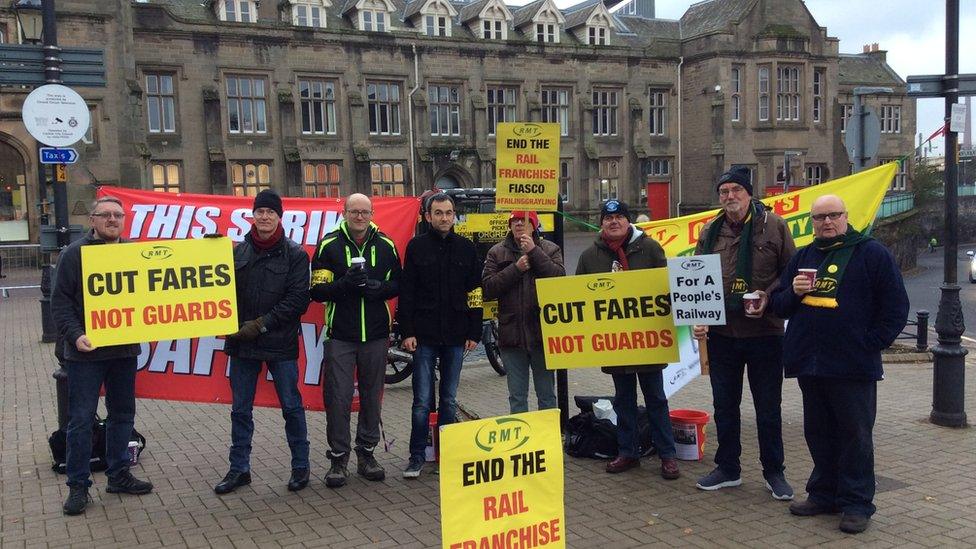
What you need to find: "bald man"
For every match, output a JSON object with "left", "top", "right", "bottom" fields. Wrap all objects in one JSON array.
[
  {"left": 770, "top": 194, "right": 908, "bottom": 534},
  {"left": 311, "top": 193, "right": 402, "bottom": 488}
]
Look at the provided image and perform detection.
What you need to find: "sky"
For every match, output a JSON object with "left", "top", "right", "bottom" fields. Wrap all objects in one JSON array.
[{"left": 526, "top": 0, "right": 976, "bottom": 154}]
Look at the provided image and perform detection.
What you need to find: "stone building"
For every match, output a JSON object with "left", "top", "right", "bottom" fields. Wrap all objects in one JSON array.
[{"left": 0, "top": 0, "right": 914, "bottom": 243}]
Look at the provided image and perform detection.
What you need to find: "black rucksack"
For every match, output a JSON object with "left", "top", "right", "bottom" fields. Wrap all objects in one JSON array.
[
  {"left": 565, "top": 407, "right": 658, "bottom": 459},
  {"left": 49, "top": 418, "right": 146, "bottom": 474}
]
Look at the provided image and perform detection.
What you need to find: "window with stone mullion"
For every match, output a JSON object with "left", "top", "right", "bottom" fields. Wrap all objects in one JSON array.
[
  {"left": 146, "top": 73, "right": 176, "bottom": 133},
  {"left": 591, "top": 90, "right": 618, "bottom": 136},
  {"left": 299, "top": 79, "right": 336, "bottom": 135},
  {"left": 227, "top": 76, "right": 267, "bottom": 134},
  {"left": 541, "top": 88, "right": 569, "bottom": 136},
  {"left": 367, "top": 82, "right": 401, "bottom": 135},
  {"left": 487, "top": 86, "right": 517, "bottom": 136}
]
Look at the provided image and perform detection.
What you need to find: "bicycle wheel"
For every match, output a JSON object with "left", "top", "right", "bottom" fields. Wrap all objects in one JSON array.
[
  {"left": 386, "top": 330, "right": 414, "bottom": 384},
  {"left": 484, "top": 320, "right": 506, "bottom": 376}
]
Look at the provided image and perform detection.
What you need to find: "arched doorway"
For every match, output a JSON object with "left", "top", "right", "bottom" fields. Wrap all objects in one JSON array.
[
  {"left": 0, "top": 140, "right": 29, "bottom": 242},
  {"left": 435, "top": 173, "right": 459, "bottom": 190},
  {"left": 432, "top": 164, "right": 474, "bottom": 190}
]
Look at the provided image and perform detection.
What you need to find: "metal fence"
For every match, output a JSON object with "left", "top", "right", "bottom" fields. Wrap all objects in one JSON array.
[
  {"left": 876, "top": 193, "right": 915, "bottom": 219},
  {"left": 0, "top": 244, "right": 43, "bottom": 269}
]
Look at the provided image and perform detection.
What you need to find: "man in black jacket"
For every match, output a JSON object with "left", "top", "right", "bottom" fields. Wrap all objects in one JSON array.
[
  {"left": 310, "top": 193, "right": 401, "bottom": 488},
  {"left": 52, "top": 196, "right": 154, "bottom": 516},
  {"left": 215, "top": 189, "right": 311, "bottom": 495},
  {"left": 398, "top": 193, "right": 482, "bottom": 479}
]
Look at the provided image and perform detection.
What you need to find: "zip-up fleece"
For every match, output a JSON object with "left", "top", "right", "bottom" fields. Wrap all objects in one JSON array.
[{"left": 310, "top": 221, "right": 401, "bottom": 342}]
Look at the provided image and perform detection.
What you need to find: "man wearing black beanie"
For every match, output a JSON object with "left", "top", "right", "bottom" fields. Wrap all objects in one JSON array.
[{"left": 693, "top": 167, "right": 796, "bottom": 501}]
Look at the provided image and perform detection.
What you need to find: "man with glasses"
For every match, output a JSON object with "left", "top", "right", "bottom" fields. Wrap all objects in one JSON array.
[
  {"left": 771, "top": 195, "right": 907, "bottom": 534},
  {"left": 693, "top": 166, "right": 796, "bottom": 500},
  {"left": 310, "top": 193, "right": 401, "bottom": 488},
  {"left": 52, "top": 197, "right": 154, "bottom": 515},
  {"left": 398, "top": 193, "right": 482, "bottom": 479},
  {"left": 215, "top": 189, "right": 311, "bottom": 495}
]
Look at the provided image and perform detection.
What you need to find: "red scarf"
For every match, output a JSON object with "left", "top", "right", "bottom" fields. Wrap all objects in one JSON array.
[
  {"left": 250, "top": 223, "right": 284, "bottom": 252},
  {"left": 600, "top": 228, "right": 630, "bottom": 271}
]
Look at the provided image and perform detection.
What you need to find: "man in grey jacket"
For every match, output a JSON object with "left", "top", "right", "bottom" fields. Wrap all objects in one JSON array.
[{"left": 52, "top": 196, "right": 154, "bottom": 516}]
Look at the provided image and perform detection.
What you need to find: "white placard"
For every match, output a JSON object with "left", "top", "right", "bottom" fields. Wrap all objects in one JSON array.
[
  {"left": 950, "top": 103, "right": 967, "bottom": 133},
  {"left": 21, "top": 84, "right": 90, "bottom": 147},
  {"left": 667, "top": 254, "right": 725, "bottom": 326}
]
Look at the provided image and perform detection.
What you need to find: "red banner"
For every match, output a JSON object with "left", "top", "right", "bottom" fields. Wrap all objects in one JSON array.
[{"left": 97, "top": 186, "right": 420, "bottom": 410}]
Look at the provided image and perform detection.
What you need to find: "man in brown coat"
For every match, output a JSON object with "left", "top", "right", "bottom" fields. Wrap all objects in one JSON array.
[
  {"left": 482, "top": 210, "right": 565, "bottom": 413},
  {"left": 692, "top": 166, "right": 796, "bottom": 500},
  {"left": 576, "top": 200, "right": 680, "bottom": 480}
]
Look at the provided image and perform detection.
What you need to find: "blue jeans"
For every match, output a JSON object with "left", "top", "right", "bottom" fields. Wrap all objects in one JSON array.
[
  {"left": 65, "top": 357, "right": 138, "bottom": 487},
  {"left": 706, "top": 333, "right": 785, "bottom": 478},
  {"left": 611, "top": 370, "right": 677, "bottom": 459},
  {"left": 799, "top": 376, "right": 877, "bottom": 517},
  {"left": 409, "top": 344, "right": 464, "bottom": 460},
  {"left": 500, "top": 346, "right": 556, "bottom": 414},
  {"left": 229, "top": 358, "right": 309, "bottom": 471}
]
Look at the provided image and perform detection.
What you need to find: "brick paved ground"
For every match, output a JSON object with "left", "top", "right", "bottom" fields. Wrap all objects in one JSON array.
[{"left": 2, "top": 268, "right": 975, "bottom": 548}]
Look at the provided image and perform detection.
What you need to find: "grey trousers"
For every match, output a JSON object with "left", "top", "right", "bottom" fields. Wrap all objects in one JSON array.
[
  {"left": 500, "top": 346, "right": 557, "bottom": 414},
  {"left": 323, "top": 338, "right": 387, "bottom": 456}
]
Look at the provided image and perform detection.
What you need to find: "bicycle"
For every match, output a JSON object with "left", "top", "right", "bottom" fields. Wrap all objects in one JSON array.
[{"left": 385, "top": 319, "right": 506, "bottom": 385}]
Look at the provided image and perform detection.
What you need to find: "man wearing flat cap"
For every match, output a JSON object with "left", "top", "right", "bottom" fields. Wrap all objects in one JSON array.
[
  {"left": 483, "top": 210, "right": 565, "bottom": 414},
  {"left": 692, "top": 166, "right": 796, "bottom": 500},
  {"left": 216, "top": 189, "right": 312, "bottom": 495},
  {"left": 576, "top": 200, "right": 681, "bottom": 481}
]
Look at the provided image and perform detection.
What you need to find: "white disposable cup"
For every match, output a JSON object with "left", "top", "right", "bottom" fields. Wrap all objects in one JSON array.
[
  {"left": 798, "top": 268, "right": 817, "bottom": 287},
  {"left": 127, "top": 441, "right": 139, "bottom": 465},
  {"left": 350, "top": 257, "right": 367, "bottom": 286},
  {"left": 743, "top": 292, "right": 761, "bottom": 313}
]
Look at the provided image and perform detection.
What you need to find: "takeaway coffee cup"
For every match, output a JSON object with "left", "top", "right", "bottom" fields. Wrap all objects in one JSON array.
[
  {"left": 798, "top": 268, "right": 818, "bottom": 288},
  {"left": 743, "top": 292, "right": 761, "bottom": 314},
  {"left": 127, "top": 441, "right": 139, "bottom": 465},
  {"left": 350, "top": 256, "right": 367, "bottom": 286}
]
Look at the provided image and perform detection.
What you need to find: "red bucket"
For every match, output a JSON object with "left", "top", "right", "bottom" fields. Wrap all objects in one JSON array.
[
  {"left": 670, "top": 409, "right": 710, "bottom": 461},
  {"left": 425, "top": 412, "right": 439, "bottom": 462}
]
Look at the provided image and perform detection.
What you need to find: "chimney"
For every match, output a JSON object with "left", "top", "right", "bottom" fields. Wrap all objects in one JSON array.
[{"left": 871, "top": 42, "right": 879, "bottom": 52}]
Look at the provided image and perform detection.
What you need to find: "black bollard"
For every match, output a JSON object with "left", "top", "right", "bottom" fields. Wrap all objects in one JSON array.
[
  {"left": 916, "top": 310, "right": 929, "bottom": 352},
  {"left": 40, "top": 263, "right": 57, "bottom": 343},
  {"left": 53, "top": 365, "right": 69, "bottom": 430}
]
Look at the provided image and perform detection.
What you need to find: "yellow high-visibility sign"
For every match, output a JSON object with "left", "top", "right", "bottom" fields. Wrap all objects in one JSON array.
[
  {"left": 82, "top": 238, "right": 238, "bottom": 347},
  {"left": 55, "top": 164, "right": 67, "bottom": 182},
  {"left": 536, "top": 268, "right": 679, "bottom": 369},
  {"left": 440, "top": 409, "right": 565, "bottom": 549},
  {"left": 495, "top": 122, "right": 560, "bottom": 212}
]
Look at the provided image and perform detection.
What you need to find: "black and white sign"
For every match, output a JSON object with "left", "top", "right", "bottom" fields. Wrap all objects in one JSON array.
[
  {"left": 21, "top": 84, "right": 90, "bottom": 147},
  {"left": 667, "top": 254, "right": 725, "bottom": 326}
]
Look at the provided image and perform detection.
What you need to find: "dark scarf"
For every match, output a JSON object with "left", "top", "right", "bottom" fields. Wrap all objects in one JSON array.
[
  {"left": 249, "top": 223, "right": 284, "bottom": 252},
  {"left": 601, "top": 227, "right": 630, "bottom": 271},
  {"left": 801, "top": 226, "right": 871, "bottom": 309},
  {"left": 702, "top": 200, "right": 763, "bottom": 312}
]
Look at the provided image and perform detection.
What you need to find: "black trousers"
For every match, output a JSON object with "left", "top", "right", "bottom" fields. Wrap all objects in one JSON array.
[{"left": 797, "top": 376, "right": 877, "bottom": 517}]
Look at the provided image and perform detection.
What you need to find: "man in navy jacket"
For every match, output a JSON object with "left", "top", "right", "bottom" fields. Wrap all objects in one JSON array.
[{"left": 770, "top": 194, "right": 908, "bottom": 535}]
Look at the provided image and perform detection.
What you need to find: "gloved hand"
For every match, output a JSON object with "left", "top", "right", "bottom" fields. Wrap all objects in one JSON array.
[
  {"left": 362, "top": 279, "right": 384, "bottom": 300},
  {"left": 229, "top": 318, "right": 265, "bottom": 341},
  {"left": 203, "top": 233, "right": 224, "bottom": 239},
  {"left": 341, "top": 267, "right": 368, "bottom": 289}
]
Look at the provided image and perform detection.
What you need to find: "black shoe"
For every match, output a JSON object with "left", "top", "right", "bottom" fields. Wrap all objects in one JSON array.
[
  {"left": 356, "top": 449, "right": 386, "bottom": 482},
  {"left": 789, "top": 499, "right": 838, "bottom": 517},
  {"left": 63, "top": 485, "right": 90, "bottom": 515},
  {"left": 287, "top": 468, "right": 309, "bottom": 492},
  {"left": 106, "top": 470, "right": 154, "bottom": 495},
  {"left": 839, "top": 513, "right": 870, "bottom": 534},
  {"left": 325, "top": 453, "right": 349, "bottom": 488},
  {"left": 214, "top": 470, "right": 251, "bottom": 495}
]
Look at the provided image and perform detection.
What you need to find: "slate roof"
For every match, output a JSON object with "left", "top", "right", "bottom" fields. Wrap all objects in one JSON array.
[
  {"left": 456, "top": 0, "right": 491, "bottom": 23},
  {"left": 511, "top": 0, "right": 545, "bottom": 28},
  {"left": 402, "top": 0, "right": 426, "bottom": 19},
  {"left": 679, "top": 0, "right": 756, "bottom": 38},
  {"left": 838, "top": 53, "right": 906, "bottom": 86}
]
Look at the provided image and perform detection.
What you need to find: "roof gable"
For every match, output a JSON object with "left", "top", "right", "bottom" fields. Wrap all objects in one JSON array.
[
  {"left": 679, "top": 0, "right": 756, "bottom": 39},
  {"left": 564, "top": 1, "right": 616, "bottom": 30},
  {"left": 513, "top": 0, "right": 565, "bottom": 28},
  {"left": 403, "top": 0, "right": 458, "bottom": 20}
]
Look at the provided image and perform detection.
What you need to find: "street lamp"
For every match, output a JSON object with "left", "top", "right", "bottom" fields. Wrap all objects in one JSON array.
[{"left": 12, "top": 0, "right": 43, "bottom": 44}]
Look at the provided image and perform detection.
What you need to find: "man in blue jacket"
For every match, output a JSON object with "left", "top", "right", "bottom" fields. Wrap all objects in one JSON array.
[{"left": 770, "top": 194, "right": 908, "bottom": 535}]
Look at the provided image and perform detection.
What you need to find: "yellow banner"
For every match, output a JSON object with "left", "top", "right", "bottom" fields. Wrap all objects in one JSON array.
[
  {"left": 440, "top": 409, "right": 565, "bottom": 549},
  {"left": 536, "top": 269, "right": 679, "bottom": 369},
  {"left": 495, "top": 123, "right": 561, "bottom": 211},
  {"left": 82, "top": 238, "right": 238, "bottom": 347},
  {"left": 467, "top": 287, "right": 499, "bottom": 321},
  {"left": 638, "top": 162, "right": 898, "bottom": 256},
  {"left": 455, "top": 212, "right": 557, "bottom": 241}
]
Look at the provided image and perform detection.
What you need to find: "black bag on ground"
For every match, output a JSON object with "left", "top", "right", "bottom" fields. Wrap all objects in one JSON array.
[
  {"left": 565, "top": 406, "right": 658, "bottom": 459},
  {"left": 49, "top": 418, "right": 146, "bottom": 474}
]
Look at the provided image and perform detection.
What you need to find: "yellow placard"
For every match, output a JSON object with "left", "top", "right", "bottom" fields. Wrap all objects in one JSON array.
[
  {"left": 82, "top": 238, "right": 238, "bottom": 347},
  {"left": 495, "top": 122, "right": 560, "bottom": 211},
  {"left": 440, "top": 409, "right": 565, "bottom": 549},
  {"left": 639, "top": 162, "right": 898, "bottom": 257},
  {"left": 536, "top": 269, "right": 679, "bottom": 369},
  {"left": 466, "top": 287, "right": 499, "bottom": 321}
]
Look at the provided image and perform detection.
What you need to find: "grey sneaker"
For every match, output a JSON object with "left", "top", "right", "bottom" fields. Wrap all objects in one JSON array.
[
  {"left": 696, "top": 468, "right": 742, "bottom": 491},
  {"left": 764, "top": 474, "right": 794, "bottom": 501},
  {"left": 325, "top": 452, "right": 349, "bottom": 488},
  {"left": 356, "top": 449, "right": 386, "bottom": 482},
  {"left": 402, "top": 456, "right": 425, "bottom": 479},
  {"left": 63, "top": 485, "right": 90, "bottom": 515}
]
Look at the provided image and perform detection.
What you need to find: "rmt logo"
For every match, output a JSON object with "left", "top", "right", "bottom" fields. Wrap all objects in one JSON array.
[{"left": 141, "top": 246, "right": 174, "bottom": 260}]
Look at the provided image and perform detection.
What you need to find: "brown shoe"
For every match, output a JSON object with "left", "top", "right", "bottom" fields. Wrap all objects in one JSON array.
[
  {"left": 660, "top": 458, "right": 680, "bottom": 480},
  {"left": 606, "top": 456, "right": 639, "bottom": 474}
]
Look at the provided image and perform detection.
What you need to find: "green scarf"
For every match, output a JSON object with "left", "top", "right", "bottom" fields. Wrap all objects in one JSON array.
[
  {"left": 801, "top": 226, "right": 871, "bottom": 309},
  {"left": 702, "top": 201, "right": 760, "bottom": 312}
]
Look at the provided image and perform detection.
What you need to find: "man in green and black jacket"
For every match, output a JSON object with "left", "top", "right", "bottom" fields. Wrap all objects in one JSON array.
[{"left": 310, "top": 193, "right": 401, "bottom": 488}]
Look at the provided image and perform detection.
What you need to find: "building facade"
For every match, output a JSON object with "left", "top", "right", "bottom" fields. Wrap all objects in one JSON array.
[{"left": 0, "top": 0, "right": 915, "bottom": 243}]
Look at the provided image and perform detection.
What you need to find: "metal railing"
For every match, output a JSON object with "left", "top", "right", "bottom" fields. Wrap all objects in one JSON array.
[
  {"left": 0, "top": 244, "right": 43, "bottom": 269},
  {"left": 895, "top": 310, "right": 930, "bottom": 351},
  {"left": 876, "top": 193, "right": 915, "bottom": 219}
]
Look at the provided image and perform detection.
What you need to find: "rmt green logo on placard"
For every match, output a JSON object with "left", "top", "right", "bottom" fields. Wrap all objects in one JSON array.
[
  {"left": 141, "top": 246, "right": 174, "bottom": 260},
  {"left": 475, "top": 417, "right": 531, "bottom": 453}
]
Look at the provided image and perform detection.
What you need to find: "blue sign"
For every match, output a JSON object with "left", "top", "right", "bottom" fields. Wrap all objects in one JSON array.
[{"left": 40, "top": 147, "right": 78, "bottom": 164}]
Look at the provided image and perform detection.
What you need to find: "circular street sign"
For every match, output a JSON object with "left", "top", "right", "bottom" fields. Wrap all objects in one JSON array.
[{"left": 21, "top": 84, "right": 91, "bottom": 147}]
